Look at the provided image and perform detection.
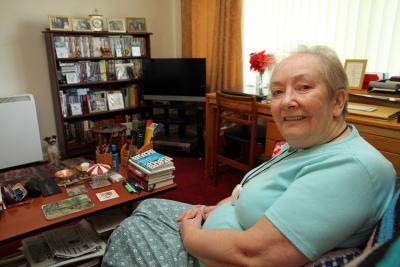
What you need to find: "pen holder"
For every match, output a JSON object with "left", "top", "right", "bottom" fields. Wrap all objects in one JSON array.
[{"left": 96, "top": 151, "right": 112, "bottom": 166}]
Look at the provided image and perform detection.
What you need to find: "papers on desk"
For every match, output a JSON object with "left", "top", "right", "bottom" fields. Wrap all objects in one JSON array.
[
  {"left": 348, "top": 104, "right": 377, "bottom": 112},
  {"left": 22, "top": 220, "right": 106, "bottom": 267},
  {"left": 347, "top": 102, "right": 400, "bottom": 120}
]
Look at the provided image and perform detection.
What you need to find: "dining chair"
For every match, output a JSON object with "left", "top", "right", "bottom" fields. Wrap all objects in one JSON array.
[{"left": 212, "top": 92, "right": 265, "bottom": 184}]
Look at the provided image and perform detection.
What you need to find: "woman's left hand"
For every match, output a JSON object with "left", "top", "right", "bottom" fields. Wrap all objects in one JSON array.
[{"left": 179, "top": 205, "right": 205, "bottom": 242}]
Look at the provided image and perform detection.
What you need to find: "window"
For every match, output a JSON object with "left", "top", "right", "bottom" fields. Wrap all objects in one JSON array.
[{"left": 243, "top": 0, "right": 400, "bottom": 87}]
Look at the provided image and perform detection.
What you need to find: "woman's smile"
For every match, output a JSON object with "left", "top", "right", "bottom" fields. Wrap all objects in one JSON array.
[{"left": 284, "top": 115, "right": 306, "bottom": 121}]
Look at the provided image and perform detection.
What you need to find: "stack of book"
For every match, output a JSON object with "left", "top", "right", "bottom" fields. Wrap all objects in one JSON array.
[
  {"left": 127, "top": 149, "right": 175, "bottom": 191},
  {"left": 368, "top": 77, "right": 400, "bottom": 93}
]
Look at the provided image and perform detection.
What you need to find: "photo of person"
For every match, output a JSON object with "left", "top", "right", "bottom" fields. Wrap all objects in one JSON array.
[
  {"left": 49, "top": 16, "right": 71, "bottom": 31},
  {"left": 107, "top": 18, "right": 126, "bottom": 33},
  {"left": 126, "top": 18, "right": 146, "bottom": 33},
  {"left": 72, "top": 17, "right": 92, "bottom": 32}
]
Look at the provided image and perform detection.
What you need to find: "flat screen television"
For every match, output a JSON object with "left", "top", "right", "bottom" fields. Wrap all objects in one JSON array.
[{"left": 142, "top": 58, "right": 206, "bottom": 102}]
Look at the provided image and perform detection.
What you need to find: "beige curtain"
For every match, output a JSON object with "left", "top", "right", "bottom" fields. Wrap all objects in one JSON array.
[{"left": 181, "top": 0, "right": 243, "bottom": 92}]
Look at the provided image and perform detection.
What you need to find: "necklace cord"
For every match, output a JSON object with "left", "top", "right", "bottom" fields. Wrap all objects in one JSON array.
[{"left": 240, "top": 124, "right": 349, "bottom": 187}]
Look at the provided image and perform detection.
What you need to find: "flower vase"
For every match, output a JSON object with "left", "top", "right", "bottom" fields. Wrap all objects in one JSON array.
[{"left": 255, "top": 70, "right": 269, "bottom": 96}]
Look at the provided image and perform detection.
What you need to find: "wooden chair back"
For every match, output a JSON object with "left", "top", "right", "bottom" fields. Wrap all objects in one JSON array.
[{"left": 212, "top": 92, "right": 258, "bottom": 183}]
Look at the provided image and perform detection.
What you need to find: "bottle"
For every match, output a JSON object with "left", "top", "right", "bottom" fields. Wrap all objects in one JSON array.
[{"left": 111, "top": 144, "right": 119, "bottom": 172}]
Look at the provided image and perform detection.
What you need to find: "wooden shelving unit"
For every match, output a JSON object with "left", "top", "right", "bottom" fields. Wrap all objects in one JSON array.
[{"left": 43, "top": 29, "right": 152, "bottom": 157}]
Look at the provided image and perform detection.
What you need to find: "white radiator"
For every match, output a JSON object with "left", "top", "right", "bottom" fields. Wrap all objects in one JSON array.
[{"left": 0, "top": 94, "right": 43, "bottom": 169}]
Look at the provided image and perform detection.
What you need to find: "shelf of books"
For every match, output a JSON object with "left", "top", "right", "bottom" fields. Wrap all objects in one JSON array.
[{"left": 44, "top": 29, "right": 152, "bottom": 157}]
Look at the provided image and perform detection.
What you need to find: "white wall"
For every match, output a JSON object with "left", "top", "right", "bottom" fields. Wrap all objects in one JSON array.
[{"left": 0, "top": 0, "right": 181, "bottom": 155}]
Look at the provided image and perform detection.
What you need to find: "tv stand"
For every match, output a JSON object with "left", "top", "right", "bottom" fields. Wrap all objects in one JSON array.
[{"left": 144, "top": 99, "right": 204, "bottom": 156}]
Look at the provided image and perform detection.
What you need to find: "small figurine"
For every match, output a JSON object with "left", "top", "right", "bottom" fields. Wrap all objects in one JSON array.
[{"left": 44, "top": 135, "right": 60, "bottom": 166}]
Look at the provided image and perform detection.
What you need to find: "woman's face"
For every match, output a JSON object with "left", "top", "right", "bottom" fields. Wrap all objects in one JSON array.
[{"left": 270, "top": 54, "right": 343, "bottom": 148}]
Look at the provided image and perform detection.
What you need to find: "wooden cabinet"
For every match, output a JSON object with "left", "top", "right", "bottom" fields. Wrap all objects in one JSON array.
[{"left": 43, "top": 30, "right": 152, "bottom": 157}]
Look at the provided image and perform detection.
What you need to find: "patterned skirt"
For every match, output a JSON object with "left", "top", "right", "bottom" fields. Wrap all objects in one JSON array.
[{"left": 101, "top": 198, "right": 200, "bottom": 267}]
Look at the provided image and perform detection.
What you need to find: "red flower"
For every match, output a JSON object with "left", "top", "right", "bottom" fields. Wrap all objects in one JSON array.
[{"left": 249, "top": 50, "right": 275, "bottom": 73}]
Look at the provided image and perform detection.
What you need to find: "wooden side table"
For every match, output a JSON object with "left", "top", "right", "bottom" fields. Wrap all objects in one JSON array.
[{"left": 92, "top": 124, "right": 127, "bottom": 152}]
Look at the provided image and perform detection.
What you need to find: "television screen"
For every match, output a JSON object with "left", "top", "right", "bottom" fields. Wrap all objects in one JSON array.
[{"left": 142, "top": 58, "right": 206, "bottom": 101}]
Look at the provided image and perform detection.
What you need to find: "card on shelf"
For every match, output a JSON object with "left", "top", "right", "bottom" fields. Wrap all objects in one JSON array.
[{"left": 96, "top": 190, "right": 119, "bottom": 201}]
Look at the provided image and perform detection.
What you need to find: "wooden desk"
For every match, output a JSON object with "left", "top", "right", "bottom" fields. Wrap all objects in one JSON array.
[
  {"left": 0, "top": 173, "right": 176, "bottom": 245},
  {"left": 205, "top": 93, "right": 400, "bottom": 178}
]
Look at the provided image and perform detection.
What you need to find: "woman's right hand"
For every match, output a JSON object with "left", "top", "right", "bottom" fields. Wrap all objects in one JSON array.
[{"left": 177, "top": 205, "right": 216, "bottom": 222}]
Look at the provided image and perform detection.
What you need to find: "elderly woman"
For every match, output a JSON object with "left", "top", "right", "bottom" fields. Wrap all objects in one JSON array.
[{"left": 102, "top": 46, "right": 396, "bottom": 267}]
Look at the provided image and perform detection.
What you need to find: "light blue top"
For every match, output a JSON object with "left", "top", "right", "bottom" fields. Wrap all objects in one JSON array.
[{"left": 202, "top": 125, "right": 396, "bottom": 260}]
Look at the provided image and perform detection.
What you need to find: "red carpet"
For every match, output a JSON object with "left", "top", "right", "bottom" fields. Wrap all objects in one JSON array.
[{"left": 157, "top": 156, "right": 244, "bottom": 205}]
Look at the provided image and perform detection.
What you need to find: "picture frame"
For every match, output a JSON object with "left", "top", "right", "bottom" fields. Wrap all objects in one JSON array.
[
  {"left": 126, "top": 17, "right": 147, "bottom": 33},
  {"left": 344, "top": 59, "right": 368, "bottom": 90},
  {"left": 69, "top": 103, "right": 83, "bottom": 116},
  {"left": 89, "top": 15, "right": 104, "bottom": 31},
  {"left": 107, "top": 18, "right": 126, "bottom": 33},
  {"left": 107, "top": 92, "right": 125, "bottom": 110},
  {"left": 72, "top": 17, "right": 92, "bottom": 32},
  {"left": 89, "top": 98, "right": 107, "bottom": 113},
  {"left": 48, "top": 15, "right": 72, "bottom": 31}
]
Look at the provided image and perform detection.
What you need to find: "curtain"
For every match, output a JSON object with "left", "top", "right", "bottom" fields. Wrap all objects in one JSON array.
[
  {"left": 243, "top": 0, "right": 400, "bottom": 86},
  {"left": 181, "top": 0, "right": 243, "bottom": 92}
]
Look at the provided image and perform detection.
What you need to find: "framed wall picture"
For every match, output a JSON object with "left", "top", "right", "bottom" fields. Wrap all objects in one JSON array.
[
  {"left": 107, "top": 18, "right": 126, "bottom": 33},
  {"left": 48, "top": 15, "right": 72, "bottom": 31},
  {"left": 72, "top": 17, "right": 92, "bottom": 32},
  {"left": 126, "top": 17, "right": 147, "bottom": 33},
  {"left": 344, "top": 59, "right": 368, "bottom": 90}
]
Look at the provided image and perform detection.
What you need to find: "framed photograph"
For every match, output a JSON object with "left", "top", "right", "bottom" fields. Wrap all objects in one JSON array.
[
  {"left": 69, "top": 103, "right": 83, "bottom": 116},
  {"left": 107, "top": 18, "right": 126, "bottom": 33},
  {"left": 48, "top": 15, "right": 72, "bottom": 31},
  {"left": 89, "top": 98, "right": 107, "bottom": 113},
  {"left": 344, "top": 59, "right": 368, "bottom": 90},
  {"left": 107, "top": 92, "right": 125, "bottom": 110},
  {"left": 126, "top": 17, "right": 147, "bottom": 33},
  {"left": 72, "top": 17, "right": 92, "bottom": 32}
]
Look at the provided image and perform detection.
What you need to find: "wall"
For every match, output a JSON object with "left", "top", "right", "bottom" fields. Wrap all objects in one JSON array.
[{"left": 0, "top": 0, "right": 181, "bottom": 156}]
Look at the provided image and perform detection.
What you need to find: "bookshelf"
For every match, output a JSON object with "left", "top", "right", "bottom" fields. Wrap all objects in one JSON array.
[{"left": 43, "top": 29, "right": 152, "bottom": 157}]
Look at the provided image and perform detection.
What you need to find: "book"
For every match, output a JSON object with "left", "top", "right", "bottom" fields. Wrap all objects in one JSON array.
[
  {"left": 129, "top": 149, "right": 174, "bottom": 172},
  {"left": 127, "top": 163, "right": 175, "bottom": 180},
  {"left": 129, "top": 175, "right": 174, "bottom": 191},
  {"left": 42, "top": 194, "right": 94, "bottom": 220},
  {"left": 128, "top": 171, "right": 174, "bottom": 185}
]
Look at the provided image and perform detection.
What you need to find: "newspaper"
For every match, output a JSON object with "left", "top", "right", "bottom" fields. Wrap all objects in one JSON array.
[
  {"left": 42, "top": 220, "right": 100, "bottom": 258},
  {"left": 22, "top": 220, "right": 106, "bottom": 267}
]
